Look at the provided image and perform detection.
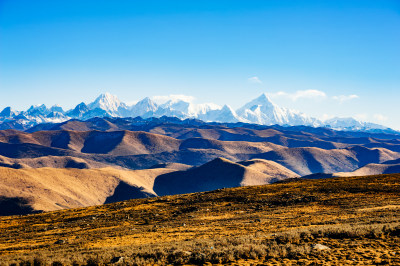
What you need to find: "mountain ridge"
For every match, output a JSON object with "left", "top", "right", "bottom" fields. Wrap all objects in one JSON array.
[{"left": 1, "top": 92, "right": 396, "bottom": 134}]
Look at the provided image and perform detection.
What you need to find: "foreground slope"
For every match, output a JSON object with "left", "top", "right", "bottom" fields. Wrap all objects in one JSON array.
[{"left": 1, "top": 174, "right": 399, "bottom": 265}]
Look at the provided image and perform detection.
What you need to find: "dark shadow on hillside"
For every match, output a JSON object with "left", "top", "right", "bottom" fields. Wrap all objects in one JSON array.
[
  {"left": 65, "top": 159, "right": 89, "bottom": 169},
  {"left": 302, "top": 150, "right": 324, "bottom": 174},
  {"left": 81, "top": 131, "right": 125, "bottom": 154},
  {"left": 383, "top": 165, "right": 400, "bottom": 174},
  {"left": 0, "top": 197, "right": 39, "bottom": 216},
  {"left": 153, "top": 158, "right": 245, "bottom": 196},
  {"left": 50, "top": 130, "right": 72, "bottom": 149},
  {"left": 104, "top": 181, "right": 153, "bottom": 204}
]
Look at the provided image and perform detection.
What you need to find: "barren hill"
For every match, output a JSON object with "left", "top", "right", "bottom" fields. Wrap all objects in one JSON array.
[
  {"left": 1, "top": 129, "right": 399, "bottom": 174},
  {"left": 0, "top": 157, "right": 300, "bottom": 214},
  {"left": 153, "top": 157, "right": 299, "bottom": 196},
  {"left": 0, "top": 167, "right": 174, "bottom": 214}
]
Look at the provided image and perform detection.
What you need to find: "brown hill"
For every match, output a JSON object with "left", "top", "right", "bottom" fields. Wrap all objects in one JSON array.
[
  {"left": 0, "top": 155, "right": 109, "bottom": 169},
  {"left": 336, "top": 163, "right": 400, "bottom": 177},
  {"left": 153, "top": 157, "right": 298, "bottom": 196},
  {"left": 255, "top": 146, "right": 400, "bottom": 176},
  {"left": 1, "top": 129, "right": 399, "bottom": 175},
  {"left": 0, "top": 157, "right": 299, "bottom": 214},
  {"left": 0, "top": 167, "right": 174, "bottom": 214},
  {"left": 0, "top": 130, "right": 181, "bottom": 155},
  {"left": 238, "top": 158, "right": 300, "bottom": 179}
]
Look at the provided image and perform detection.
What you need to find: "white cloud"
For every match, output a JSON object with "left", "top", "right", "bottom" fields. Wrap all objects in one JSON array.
[
  {"left": 332, "top": 94, "right": 359, "bottom": 103},
  {"left": 151, "top": 94, "right": 195, "bottom": 104},
  {"left": 373, "top": 114, "right": 388, "bottom": 122},
  {"left": 248, "top": 76, "right": 262, "bottom": 84},
  {"left": 270, "top": 89, "right": 327, "bottom": 101}
]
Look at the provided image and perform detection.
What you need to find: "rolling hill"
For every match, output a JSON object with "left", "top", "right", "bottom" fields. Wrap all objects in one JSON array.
[{"left": 0, "top": 122, "right": 400, "bottom": 216}]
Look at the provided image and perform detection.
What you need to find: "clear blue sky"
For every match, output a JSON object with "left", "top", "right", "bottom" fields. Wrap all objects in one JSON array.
[{"left": 1, "top": 0, "right": 399, "bottom": 128}]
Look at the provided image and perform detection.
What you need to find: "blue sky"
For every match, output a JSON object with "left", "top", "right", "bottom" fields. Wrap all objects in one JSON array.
[{"left": 1, "top": 0, "right": 399, "bottom": 128}]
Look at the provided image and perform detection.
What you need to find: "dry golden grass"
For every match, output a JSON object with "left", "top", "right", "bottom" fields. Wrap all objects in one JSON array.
[
  {"left": 0, "top": 167, "right": 173, "bottom": 212},
  {"left": 1, "top": 173, "right": 400, "bottom": 265}
]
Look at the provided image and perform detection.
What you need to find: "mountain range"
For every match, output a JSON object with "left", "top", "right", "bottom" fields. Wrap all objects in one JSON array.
[{"left": 0, "top": 92, "right": 395, "bottom": 134}]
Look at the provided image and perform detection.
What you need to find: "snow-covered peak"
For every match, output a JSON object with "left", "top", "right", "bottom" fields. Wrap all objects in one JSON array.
[
  {"left": 325, "top": 117, "right": 363, "bottom": 128},
  {"left": 131, "top": 97, "right": 158, "bottom": 117},
  {"left": 161, "top": 99, "right": 196, "bottom": 116},
  {"left": 88, "top": 92, "right": 124, "bottom": 114},
  {"left": 66, "top": 102, "right": 89, "bottom": 118},
  {"left": 324, "top": 117, "right": 388, "bottom": 131},
  {"left": 50, "top": 105, "right": 64, "bottom": 113},
  {"left": 26, "top": 104, "right": 49, "bottom": 116},
  {"left": 201, "top": 104, "right": 244, "bottom": 123},
  {"left": 46, "top": 111, "right": 66, "bottom": 119},
  {"left": 254, "top": 93, "right": 274, "bottom": 105},
  {"left": 237, "top": 93, "right": 276, "bottom": 113},
  {"left": 237, "top": 93, "right": 319, "bottom": 126},
  {"left": 0, "top": 92, "right": 395, "bottom": 133}
]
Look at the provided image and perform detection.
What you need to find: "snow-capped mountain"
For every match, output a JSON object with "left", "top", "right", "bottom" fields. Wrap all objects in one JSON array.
[
  {"left": 26, "top": 104, "right": 50, "bottom": 117},
  {"left": 66, "top": 102, "right": 89, "bottom": 119},
  {"left": 323, "top": 117, "right": 393, "bottom": 133},
  {"left": 0, "top": 92, "right": 396, "bottom": 134},
  {"left": 49, "top": 105, "right": 64, "bottom": 113},
  {"left": 201, "top": 105, "right": 244, "bottom": 123},
  {"left": 88, "top": 93, "right": 130, "bottom": 117},
  {"left": 131, "top": 97, "right": 158, "bottom": 118},
  {"left": 0, "top": 107, "right": 18, "bottom": 119},
  {"left": 237, "top": 93, "right": 320, "bottom": 126}
]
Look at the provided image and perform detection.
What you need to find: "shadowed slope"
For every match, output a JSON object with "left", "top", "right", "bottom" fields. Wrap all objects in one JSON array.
[
  {"left": 336, "top": 163, "right": 400, "bottom": 177},
  {"left": 254, "top": 146, "right": 400, "bottom": 176},
  {"left": 0, "top": 155, "right": 112, "bottom": 169},
  {"left": 0, "top": 167, "right": 173, "bottom": 213},
  {"left": 0, "top": 197, "right": 37, "bottom": 216},
  {"left": 153, "top": 157, "right": 296, "bottom": 196},
  {"left": 104, "top": 181, "right": 154, "bottom": 204}
]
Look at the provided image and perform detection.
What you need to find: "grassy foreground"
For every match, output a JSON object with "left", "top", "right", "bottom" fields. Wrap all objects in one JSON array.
[{"left": 1, "top": 174, "right": 400, "bottom": 265}]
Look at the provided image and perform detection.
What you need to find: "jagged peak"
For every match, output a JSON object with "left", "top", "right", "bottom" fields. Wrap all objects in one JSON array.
[
  {"left": 76, "top": 102, "right": 88, "bottom": 108},
  {"left": 138, "top": 97, "right": 155, "bottom": 104},
  {"left": 28, "top": 104, "right": 47, "bottom": 110},
  {"left": 253, "top": 93, "right": 275, "bottom": 106},
  {"left": 0, "top": 106, "right": 15, "bottom": 117},
  {"left": 93, "top": 92, "right": 120, "bottom": 103},
  {"left": 88, "top": 92, "right": 124, "bottom": 113},
  {"left": 221, "top": 104, "right": 234, "bottom": 112},
  {"left": 50, "top": 105, "right": 64, "bottom": 113}
]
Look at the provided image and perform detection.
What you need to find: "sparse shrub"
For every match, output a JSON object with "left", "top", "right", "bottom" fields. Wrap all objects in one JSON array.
[
  {"left": 86, "top": 258, "right": 99, "bottom": 266},
  {"left": 33, "top": 258, "right": 45, "bottom": 266}
]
